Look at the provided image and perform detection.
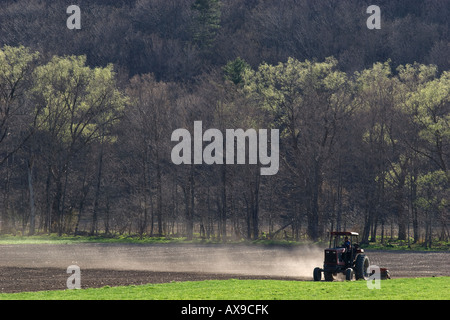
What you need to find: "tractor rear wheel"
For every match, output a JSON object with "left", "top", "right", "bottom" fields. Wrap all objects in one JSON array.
[
  {"left": 355, "top": 254, "right": 370, "bottom": 280},
  {"left": 324, "top": 272, "right": 334, "bottom": 281}
]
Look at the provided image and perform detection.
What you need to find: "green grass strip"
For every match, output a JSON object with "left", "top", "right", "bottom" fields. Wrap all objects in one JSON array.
[{"left": 0, "top": 277, "right": 448, "bottom": 300}]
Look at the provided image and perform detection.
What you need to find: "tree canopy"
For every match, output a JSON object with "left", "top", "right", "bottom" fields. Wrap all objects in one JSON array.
[{"left": 0, "top": 1, "right": 448, "bottom": 244}]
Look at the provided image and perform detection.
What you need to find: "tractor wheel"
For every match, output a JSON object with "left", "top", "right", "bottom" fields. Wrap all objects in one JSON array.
[
  {"left": 355, "top": 254, "right": 370, "bottom": 280},
  {"left": 345, "top": 268, "right": 354, "bottom": 281},
  {"left": 313, "top": 267, "right": 322, "bottom": 281},
  {"left": 324, "top": 272, "right": 334, "bottom": 282}
]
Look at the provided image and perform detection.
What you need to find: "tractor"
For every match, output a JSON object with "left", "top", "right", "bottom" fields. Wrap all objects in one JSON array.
[{"left": 313, "top": 231, "right": 370, "bottom": 281}]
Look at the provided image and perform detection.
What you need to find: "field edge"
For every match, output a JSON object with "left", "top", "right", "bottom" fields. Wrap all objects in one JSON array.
[{"left": 0, "top": 277, "right": 448, "bottom": 301}]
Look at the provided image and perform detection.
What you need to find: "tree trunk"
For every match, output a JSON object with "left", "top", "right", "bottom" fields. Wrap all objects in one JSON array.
[
  {"left": 27, "top": 158, "right": 36, "bottom": 235},
  {"left": 307, "top": 159, "right": 321, "bottom": 241},
  {"left": 1, "top": 158, "right": 11, "bottom": 234},
  {"left": 156, "top": 150, "right": 163, "bottom": 236},
  {"left": 74, "top": 172, "right": 89, "bottom": 235},
  {"left": 252, "top": 172, "right": 260, "bottom": 240},
  {"left": 221, "top": 165, "right": 227, "bottom": 242},
  {"left": 186, "top": 164, "right": 195, "bottom": 240},
  {"left": 44, "top": 164, "right": 52, "bottom": 233},
  {"left": 395, "top": 174, "right": 407, "bottom": 241},
  {"left": 91, "top": 141, "right": 104, "bottom": 236},
  {"left": 244, "top": 194, "right": 251, "bottom": 240},
  {"left": 52, "top": 172, "right": 63, "bottom": 234},
  {"left": 59, "top": 164, "right": 70, "bottom": 236},
  {"left": 410, "top": 171, "right": 419, "bottom": 243}
]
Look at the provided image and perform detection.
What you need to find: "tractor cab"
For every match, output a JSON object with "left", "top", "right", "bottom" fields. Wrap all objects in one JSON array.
[
  {"left": 329, "top": 231, "right": 359, "bottom": 250},
  {"left": 328, "top": 231, "right": 363, "bottom": 267}
]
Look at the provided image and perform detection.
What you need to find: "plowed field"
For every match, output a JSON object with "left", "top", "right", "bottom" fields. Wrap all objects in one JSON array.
[{"left": 0, "top": 243, "right": 448, "bottom": 293}]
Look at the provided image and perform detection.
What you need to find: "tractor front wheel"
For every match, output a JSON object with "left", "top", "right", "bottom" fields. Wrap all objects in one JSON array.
[
  {"left": 345, "top": 268, "right": 354, "bottom": 281},
  {"left": 313, "top": 267, "right": 322, "bottom": 281}
]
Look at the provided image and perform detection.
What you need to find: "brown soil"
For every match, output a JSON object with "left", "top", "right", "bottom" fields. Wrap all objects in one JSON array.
[
  {"left": 0, "top": 243, "right": 448, "bottom": 293},
  {"left": 0, "top": 267, "right": 303, "bottom": 293}
]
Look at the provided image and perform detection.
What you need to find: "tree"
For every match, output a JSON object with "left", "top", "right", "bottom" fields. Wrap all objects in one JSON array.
[
  {"left": 415, "top": 170, "right": 449, "bottom": 247},
  {"left": 405, "top": 70, "right": 450, "bottom": 176},
  {"left": 0, "top": 45, "right": 39, "bottom": 234},
  {"left": 403, "top": 68, "right": 450, "bottom": 244},
  {"left": 0, "top": 45, "right": 39, "bottom": 165},
  {"left": 191, "top": 0, "right": 221, "bottom": 51},
  {"left": 223, "top": 57, "right": 251, "bottom": 85},
  {"left": 395, "top": 63, "right": 439, "bottom": 242},
  {"left": 31, "top": 55, "right": 126, "bottom": 234},
  {"left": 244, "top": 57, "right": 354, "bottom": 240},
  {"left": 125, "top": 74, "right": 176, "bottom": 236}
]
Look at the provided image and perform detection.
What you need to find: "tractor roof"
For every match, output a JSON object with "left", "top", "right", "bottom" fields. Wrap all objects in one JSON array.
[{"left": 330, "top": 231, "right": 359, "bottom": 236}]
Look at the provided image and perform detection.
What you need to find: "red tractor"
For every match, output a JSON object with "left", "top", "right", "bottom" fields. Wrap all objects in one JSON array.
[{"left": 313, "top": 231, "right": 370, "bottom": 281}]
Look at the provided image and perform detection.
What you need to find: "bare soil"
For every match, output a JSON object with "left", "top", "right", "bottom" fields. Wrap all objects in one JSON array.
[{"left": 0, "top": 243, "right": 448, "bottom": 293}]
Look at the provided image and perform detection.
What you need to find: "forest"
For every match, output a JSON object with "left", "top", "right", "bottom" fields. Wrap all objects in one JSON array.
[{"left": 0, "top": 0, "right": 448, "bottom": 245}]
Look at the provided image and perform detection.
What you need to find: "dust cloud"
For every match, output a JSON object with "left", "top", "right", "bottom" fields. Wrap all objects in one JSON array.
[
  {"left": 0, "top": 243, "right": 325, "bottom": 279},
  {"left": 105, "top": 243, "right": 325, "bottom": 279},
  {"left": 2, "top": 244, "right": 449, "bottom": 281}
]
